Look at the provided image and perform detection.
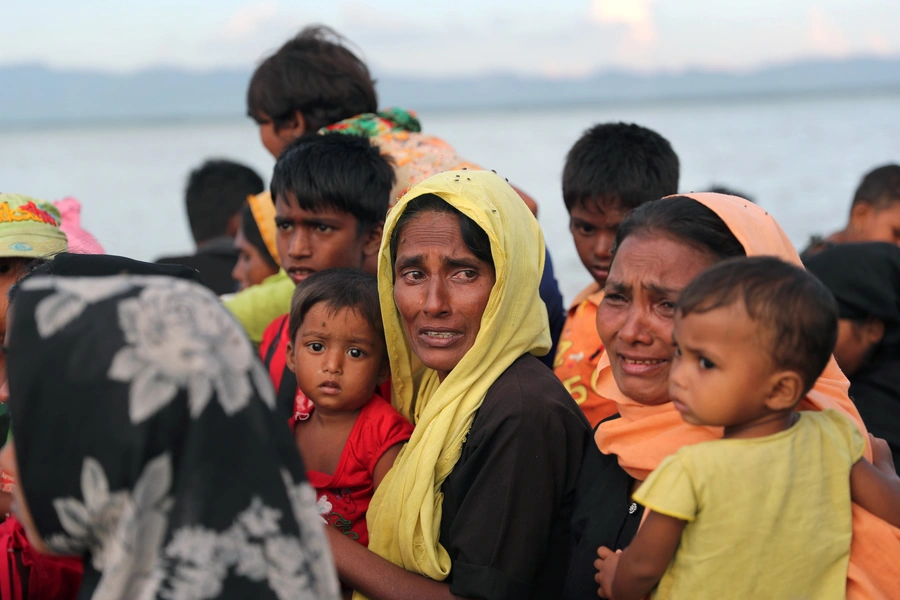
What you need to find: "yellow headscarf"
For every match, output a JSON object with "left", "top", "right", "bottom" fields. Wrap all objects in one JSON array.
[{"left": 361, "top": 170, "right": 550, "bottom": 588}]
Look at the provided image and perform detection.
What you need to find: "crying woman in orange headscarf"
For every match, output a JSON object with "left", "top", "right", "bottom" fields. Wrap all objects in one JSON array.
[{"left": 564, "top": 193, "right": 900, "bottom": 600}]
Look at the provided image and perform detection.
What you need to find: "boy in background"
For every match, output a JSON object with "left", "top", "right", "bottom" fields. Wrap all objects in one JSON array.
[
  {"left": 157, "top": 159, "right": 263, "bottom": 295},
  {"left": 257, "top": 134, "right": 395, "bottom": 418},
  {"left": 803, "top": 164, "right": 900, "bottom": 258},
  {"left": 554, "top": 122, "right": 679, "bottom": 426}
]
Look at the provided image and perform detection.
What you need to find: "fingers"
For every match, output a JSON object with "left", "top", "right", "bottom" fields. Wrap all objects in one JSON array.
[{"left": 597, "top": 546, "right": 616, "bottom": 559}]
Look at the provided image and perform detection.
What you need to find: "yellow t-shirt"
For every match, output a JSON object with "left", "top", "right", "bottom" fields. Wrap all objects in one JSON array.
[{"left": 634, "top": 409, "right": 865, "bottom": 600}]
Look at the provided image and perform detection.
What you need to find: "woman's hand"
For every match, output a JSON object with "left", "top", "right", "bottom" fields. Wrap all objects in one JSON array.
[{"left": 594, "top": 546, "right": 620, "bottom": 599}]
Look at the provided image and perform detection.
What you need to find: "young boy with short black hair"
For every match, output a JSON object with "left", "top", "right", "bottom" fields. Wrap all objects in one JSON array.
[{"left": 554, "top": 122, "right": 679, "bottom": 425}]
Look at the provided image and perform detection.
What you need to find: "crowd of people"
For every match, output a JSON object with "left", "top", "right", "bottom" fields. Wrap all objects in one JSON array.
[{"left": 1, "top": 24, "right": 899, "bottom": 600}]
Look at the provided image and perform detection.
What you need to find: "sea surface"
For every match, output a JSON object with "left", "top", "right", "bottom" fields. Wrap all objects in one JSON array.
[{"left": 2, "top": 90, "right": 899, "bottom": 303}]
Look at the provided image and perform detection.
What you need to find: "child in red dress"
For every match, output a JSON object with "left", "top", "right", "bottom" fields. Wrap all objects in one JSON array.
[{"left": 285, "top": 268, "right": 413, "bottom": 547}]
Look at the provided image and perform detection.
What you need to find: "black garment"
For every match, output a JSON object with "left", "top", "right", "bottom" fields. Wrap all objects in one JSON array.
[
  {"left": 564, "top": 418, "right": 643, "bottom": 600},
  {"left": 538, "top": 248, "right": 566, "bottom": 369},
  {"left": 850, "top": 359, "right": 900, "bottom": 470},
  {"left": 156, "top": 237, "right": 238, "bottom": 295},
  {"left": 32, "top": 252, "right": 202, "bottom": 281},
  {"left": 805, "top": 242, "right": 900, "bottom": 471},
  {"left": 8, "top": 275, "right": 338, "bottom": 599},
  {"left": 438, "top": 354, "right": 592, "bottom": 600}
]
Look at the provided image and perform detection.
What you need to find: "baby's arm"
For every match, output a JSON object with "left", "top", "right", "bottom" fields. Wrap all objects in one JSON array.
[
  {"left": 372, "top": 443, "right": 404, "bottom": 491},
  {"left": 595, "top": 510, "right": 685, "bottom": 600},
  {"left": 850, "top": 437, "right": 900, "bottom": 528}
]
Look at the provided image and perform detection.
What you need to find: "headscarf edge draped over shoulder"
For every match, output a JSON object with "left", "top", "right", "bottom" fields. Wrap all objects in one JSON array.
[
  {"left": 361, "top": 170, "right": 550, "bottom": 588},
  {"left": 592, "top": 192, "right": 900, "bottom": 599}
]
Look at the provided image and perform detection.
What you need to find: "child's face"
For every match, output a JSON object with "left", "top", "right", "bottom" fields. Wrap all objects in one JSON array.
[
  {"left": 275, "top": 191, "right": 382, "bottom": 285},
  {"left": 569, "top": 199, "right": 629, "bottom": 287},
  {"left": 669, "top": 302, "right": 782, "bottom": 432},
  {"left": 286, "top": 303, "right": 387, "bottom": 414}
]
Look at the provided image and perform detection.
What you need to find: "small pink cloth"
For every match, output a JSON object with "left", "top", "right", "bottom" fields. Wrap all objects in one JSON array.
[{"left": 54, "top": 197, "right": 104, "bottom": 254}]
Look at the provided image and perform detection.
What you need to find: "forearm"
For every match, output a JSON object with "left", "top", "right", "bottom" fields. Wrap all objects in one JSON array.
[
  {"left": 610, "top": 551, "right": 666, "bottom": 600},
  {"left": 326, "top": 527, "right": 460, "bottom": 600}
]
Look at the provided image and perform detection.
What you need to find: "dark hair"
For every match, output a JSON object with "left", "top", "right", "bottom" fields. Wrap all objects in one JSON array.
[
  {"left": 185, "top": 159, "right": 264, "bottom": 243},
  {"left": 247, "top": 25, "right": 378, "bottom": 134},
  {"left": 389, "top": 194, "right": 494, "bottom": 275},
  {"left": 678, "top": 257, "right": 838, "bottom": 396},
  {"left": 288, "top": 268, "right": 384, "bottom": 348},
  {"left": 6, "top": 258, "right": 51, "bottom": 304},
  {"left": 611, "top": 195, "right": 746, "bottom": 260},
  {"left": 708, "top": 185, "right": 754, "bottom": 204},
  {"left": 239, "top": 205, "right": 278, "bottom": 268},
  {"left": 271, "top": 134, "right": 394, "bottom": 233},
  {"left": 852, "top": 164, "right": 900, "bottom": 209},
  {"left": 562, "top": 122, "right": 679, "bottom": 212}
]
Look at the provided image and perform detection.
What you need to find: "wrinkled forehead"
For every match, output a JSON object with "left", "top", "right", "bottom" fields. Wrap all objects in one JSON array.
[{"left": 607, "top": 233, "right": 719, "bottom": 293}]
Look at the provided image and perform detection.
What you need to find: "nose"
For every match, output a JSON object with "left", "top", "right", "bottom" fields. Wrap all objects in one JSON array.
[
  {"left": 617, "top": 306, "right": 654, "bottom": 347},
  {"left": 592, "top": 230, "right": 616, "bottom": 261},
  {"left": 422, "top": 278, "right": 451, "bottom": 318},
  {"left": 288, "top": 229, "right": 312, "bottom": 259},
  {"left": 231, "top": 260, "right": 246, "bottom": 291},
  {"left": 669, "top": 354, "right": 687, "bottom": 392},
  {"left": 322, "top": 349, "right": 343, "bottom": 375}
]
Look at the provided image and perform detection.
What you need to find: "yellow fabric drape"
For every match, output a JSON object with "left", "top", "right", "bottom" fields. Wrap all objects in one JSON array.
[
  {"left": 359, "top": 170, "right": 550, "bottom": 592},
  {"left": 247, "top": 191, "right": 280, "bottom": 266}
]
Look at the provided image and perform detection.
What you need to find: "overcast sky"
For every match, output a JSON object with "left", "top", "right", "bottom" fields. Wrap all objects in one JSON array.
[{"left": 2, "top": 0, "right": 898, "bottom": 77}]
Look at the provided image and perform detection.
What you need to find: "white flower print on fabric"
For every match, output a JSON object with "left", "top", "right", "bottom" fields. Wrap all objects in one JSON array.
[
  {"left": 106, "top": 280, "right": 273, "bottom": 423},
  {"left": 157, "top": 492, "right": 339, "bottom": 600},
  {"left": 29, "top": 277, "right": 135, "bottom": 338},
  {"left": 315, "top": 495, "right": 333, "bottom": 524},
  {"left": 46, "top": 454, "right": 174, "bottom": 600}
]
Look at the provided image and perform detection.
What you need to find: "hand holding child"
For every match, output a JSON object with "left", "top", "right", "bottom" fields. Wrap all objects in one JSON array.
[{"left": 594, "top": 546, "right": 621, "bottom": 599}]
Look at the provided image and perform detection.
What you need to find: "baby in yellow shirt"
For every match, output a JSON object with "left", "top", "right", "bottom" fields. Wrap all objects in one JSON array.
[{"left": 596, "top": 256, "right": 900, "bottom": 600}]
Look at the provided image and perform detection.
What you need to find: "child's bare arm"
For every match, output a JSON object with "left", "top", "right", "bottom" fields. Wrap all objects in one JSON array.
[
  {"left": 850, "top": 455, "right": 900, "bottom": 528},
  {"left": 594, "top": 510, "right": 685, "bottom": 600},
  {"left": 373, "top": 443, "right": 404, "bottom": 491}
]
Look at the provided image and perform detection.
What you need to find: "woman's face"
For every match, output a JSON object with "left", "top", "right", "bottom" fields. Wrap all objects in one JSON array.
[
  {"left": 833, "top": 317, "right": 883, "bottom": 377},
  {"left": 393, "top": 211, "right": 495, "bottom": 381},
  {"left": 231, "top": 229, "right": 279, "bottom": 291},
  {"left": 597, "top": 234, "right": 721, "bottom": 405}
]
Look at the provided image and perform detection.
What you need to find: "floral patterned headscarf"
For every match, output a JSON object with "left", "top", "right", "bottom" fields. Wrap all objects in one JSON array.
[{"left": 7, "top": 275, "right": 339, "bottom": 600}]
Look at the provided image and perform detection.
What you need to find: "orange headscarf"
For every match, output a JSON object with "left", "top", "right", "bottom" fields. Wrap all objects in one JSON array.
[{"left": 593, "top": 192, "right": 900, "bottom": 599}]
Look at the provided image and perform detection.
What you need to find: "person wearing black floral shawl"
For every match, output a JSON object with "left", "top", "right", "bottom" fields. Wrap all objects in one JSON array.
[{"left": 0, "top": 273, "right": 339, "bottom": 599}]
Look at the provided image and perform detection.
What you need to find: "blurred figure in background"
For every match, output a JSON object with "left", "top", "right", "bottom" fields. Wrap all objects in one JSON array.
[
  {"left": 805, "top": 242, "right": 900, "bottom": 472},
  {"left": 156, "top": 159, "right": 264, "bottom": 294},
  {"left": 231, "top": 202, "right": 280, "bottom": 291},
  {"left": 52, "top": 197, "right": 104, "bottom": 254},
  {"left": 707, "top": 184, "right": 754, "bottom": 203},
  {"left": 0, "top": 194, "right": 68, "bottom": 450},
  {"left": 803, "top": 164, "right": 900, "bottom": 258}
]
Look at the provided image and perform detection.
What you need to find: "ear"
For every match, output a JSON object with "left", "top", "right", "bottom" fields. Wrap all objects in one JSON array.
[
  {"left": 864, "top": 317, "right": 885, "bottom": 346},
  {"left": 764, "top": 370, "right": 804, "bottom": 411},
  {"left": 849, "top": 202, "right": 874, "bottom": 230},
  {"left": 285, "top": 341, "right": 297, "bottom": 374},
  {"left": 277, "top": 110, "right": 306, "bottom": 141},
  {"left": 362, "top": 222, "right": 384, "bottom": 258}
]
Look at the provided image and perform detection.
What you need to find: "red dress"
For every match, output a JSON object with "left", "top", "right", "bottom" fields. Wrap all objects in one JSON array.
[
  {"left": 292, "top": 392, "right": 413, "bottom": 547},
  {"left": 0, "top": 517, "right": 83, "bottom": 599}
]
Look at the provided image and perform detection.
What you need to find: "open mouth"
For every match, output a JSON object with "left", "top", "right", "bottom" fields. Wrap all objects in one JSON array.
[
  {"left": 619, "top": 355, "right": 668, "bottom": 375},
  {"left": 286, "top": 268, "right": 315, "bottom": 283},
  {"left": 419, "top": 329, "right": 463, "bottom": 348}
]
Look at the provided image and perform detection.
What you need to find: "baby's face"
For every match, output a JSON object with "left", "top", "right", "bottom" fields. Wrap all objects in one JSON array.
[
  {"left": 669, "top": 302, "right": 777, "bottom": 432},
  {"left": 290, "top": 304, "right": 387, "bottom": 414}
]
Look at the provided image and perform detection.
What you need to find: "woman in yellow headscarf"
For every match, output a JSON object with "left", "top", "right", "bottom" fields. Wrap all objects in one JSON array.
[{"left": 323, "top": 170, "right": 592, "bottom": 600}]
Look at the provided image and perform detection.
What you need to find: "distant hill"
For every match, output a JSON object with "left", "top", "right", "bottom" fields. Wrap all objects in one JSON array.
[{"left": 1, "top": 57, "right": 899, "bottom": 125}]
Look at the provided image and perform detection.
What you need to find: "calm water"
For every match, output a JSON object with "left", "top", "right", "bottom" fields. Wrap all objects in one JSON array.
[{"left": 2, "top": 91, "right": 899, "bottom": 303}]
